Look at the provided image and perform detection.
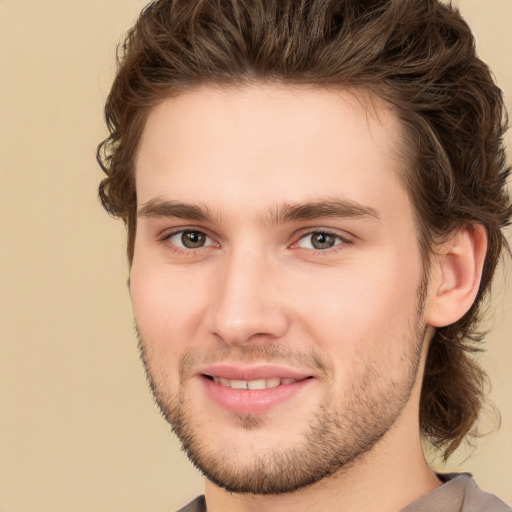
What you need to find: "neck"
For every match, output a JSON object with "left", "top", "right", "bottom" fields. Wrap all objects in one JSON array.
[{"left": 205, "top": 441, "right": 439, "bottom": 512}]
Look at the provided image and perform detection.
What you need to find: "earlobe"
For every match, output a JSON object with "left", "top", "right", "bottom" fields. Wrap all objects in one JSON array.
[{"left": 425, "top": 224, "right": 487, "bottom": 328}]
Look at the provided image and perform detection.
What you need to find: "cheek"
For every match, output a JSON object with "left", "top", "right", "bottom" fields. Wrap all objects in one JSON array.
[
  {"left": 129, "top": 256, "right": 209, "bottom": 356},
  {"left": 290, "top": 251, "right": 424, "bottom": 358}
]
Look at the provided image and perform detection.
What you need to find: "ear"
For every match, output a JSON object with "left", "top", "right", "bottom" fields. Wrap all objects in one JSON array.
[{"left": 424, "top": 224, "right": 487, "bottom": 328}]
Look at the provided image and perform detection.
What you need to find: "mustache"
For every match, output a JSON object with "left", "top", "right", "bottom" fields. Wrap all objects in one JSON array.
[
  {"left": 135, "top": 324, "right": 331, "bottom": 378},
  {"left": 178, "top": 344, "right": 331, "bottom": 378}
]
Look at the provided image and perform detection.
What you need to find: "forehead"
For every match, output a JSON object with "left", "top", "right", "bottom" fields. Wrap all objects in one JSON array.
[{"left": 135, "top": 84, "right": 409, "bottom": 218}]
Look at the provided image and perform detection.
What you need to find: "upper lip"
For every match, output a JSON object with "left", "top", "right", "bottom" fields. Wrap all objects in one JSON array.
[{"left": 198, "top": 364, "right": 313, "bottom": 381}]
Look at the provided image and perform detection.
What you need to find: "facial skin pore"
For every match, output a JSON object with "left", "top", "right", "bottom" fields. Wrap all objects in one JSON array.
[{"left": 130, "top": 85, "right": 480, "bottom": 512}]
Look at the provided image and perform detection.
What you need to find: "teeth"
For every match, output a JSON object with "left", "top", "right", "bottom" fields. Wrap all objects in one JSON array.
[
  {"left": 265, "top": 378, "right": 280, "bottom": 388},
  {"left": 248, "top": 379, "right": 267, "bottom": 390},
  {"left": 230, "top": 379, "right": 248, "bottom": 389},
  {"left": 211, "top": 377, "right": 298, "bottom": 389}
]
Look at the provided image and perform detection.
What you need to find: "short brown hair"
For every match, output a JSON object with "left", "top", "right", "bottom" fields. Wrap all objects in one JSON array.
[{"left": 98, "top": 0, "right": 511, "bottom": 458}]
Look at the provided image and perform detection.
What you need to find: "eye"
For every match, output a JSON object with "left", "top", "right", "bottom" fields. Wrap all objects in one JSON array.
[
  {"left": 296, "top": 231, "right": 346, "bottom": 250},
  {"left": 165, "top": 230, "right": 215, "bottom": 249}
]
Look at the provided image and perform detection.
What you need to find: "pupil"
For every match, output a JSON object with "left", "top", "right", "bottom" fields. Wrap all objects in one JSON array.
[
  {"left": 312, "top": 233, "right": 335, "bottom": 249},
  {"left": 182, "top": 231, "right": 205, "bottom": 248}
]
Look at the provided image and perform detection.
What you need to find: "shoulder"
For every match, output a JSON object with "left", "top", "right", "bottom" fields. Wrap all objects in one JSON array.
[
  {"left": 175, "top": 495, "right": 206, "bottom": 512},
  {"left": 459, "top": 475, "right": 511, "bottom": 512},
  {"left": 402, "top": 473, "right": 510, "bottom": 512}
]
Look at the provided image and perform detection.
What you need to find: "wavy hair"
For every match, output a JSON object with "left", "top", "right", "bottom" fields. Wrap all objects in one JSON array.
[{"left": 97, "top": 0, "right": 511, "bottom": 458}]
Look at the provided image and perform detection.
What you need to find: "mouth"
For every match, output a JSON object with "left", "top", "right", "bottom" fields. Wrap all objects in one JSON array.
[
  {"left": 204, "top": 375, "right": 305, "bottom": 390},
  {"left": 198, "top": 366, "right": 315, "bottom": 415}
]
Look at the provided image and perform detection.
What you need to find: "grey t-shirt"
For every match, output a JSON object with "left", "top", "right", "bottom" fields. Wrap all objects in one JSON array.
[
  {"left": 176, "top": 474, "right": 510, "bottom": 512},
  {"left": 401, "top": 473, "right": 510, "bottom": 512}
]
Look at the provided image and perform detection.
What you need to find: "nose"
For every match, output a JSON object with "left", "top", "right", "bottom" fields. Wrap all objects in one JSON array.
[{"left": 205, "top": 248, "right": 290, "bottom": 346}]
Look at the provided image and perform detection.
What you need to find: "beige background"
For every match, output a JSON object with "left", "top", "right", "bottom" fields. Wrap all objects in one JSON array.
[{"left": 0, "top": 1, "right": 510, "bottom": 510}]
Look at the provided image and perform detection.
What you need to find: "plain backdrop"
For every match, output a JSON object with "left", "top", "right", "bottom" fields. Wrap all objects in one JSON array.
[{"left": 0, "top": 1, "right": 511, "bottom": 510}]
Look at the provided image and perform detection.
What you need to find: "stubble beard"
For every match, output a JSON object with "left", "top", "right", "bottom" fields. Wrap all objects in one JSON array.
[{"left": 136, "top": 290, "right": 428, "bottom": 495}]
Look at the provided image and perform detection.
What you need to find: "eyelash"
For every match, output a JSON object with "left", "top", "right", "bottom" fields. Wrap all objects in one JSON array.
[
  {"left": 293, "top": 229, "right": 352, "bottom": 255},
  {"left": 160, "top": 229, "right": 218, "bottom": 256},
  {"left": 159, "top": 228, "right": 352, "bottom": 256}
]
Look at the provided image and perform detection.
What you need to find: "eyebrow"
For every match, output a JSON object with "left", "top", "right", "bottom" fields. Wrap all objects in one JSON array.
[
  {"left": 138, "top": 199, "right": 220, "bottom": 222},
  {"left": 137, "top": 198, "right": 380, "bottom": 224},
  {"left": 265, "top": 199, "right": 380, "bottom": 225}
]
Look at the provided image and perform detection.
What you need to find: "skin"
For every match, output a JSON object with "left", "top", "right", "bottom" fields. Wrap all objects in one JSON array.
[{"left": 130, "top": 84, "right": 486, "bottom": 512}]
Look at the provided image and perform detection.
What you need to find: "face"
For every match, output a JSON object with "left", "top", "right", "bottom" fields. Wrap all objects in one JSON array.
[{"left": 131, "top": 85, "right": 429, "bottom": 494}]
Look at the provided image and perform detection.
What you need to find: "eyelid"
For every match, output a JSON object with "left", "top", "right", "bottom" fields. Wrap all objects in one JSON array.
[
  {"left": 157, "top": 225, "right": 353, "bottom": 253},
  {"left": 160, "top": 226, "right": 219, "bottom": 251},
  {"left": 291, "top": 228, "right": 354, "bottom": 251}
]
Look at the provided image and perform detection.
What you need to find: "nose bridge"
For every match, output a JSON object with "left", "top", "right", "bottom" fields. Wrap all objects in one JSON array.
[{"left": 208, "top": 244, "right": 288, "bottom": 345}]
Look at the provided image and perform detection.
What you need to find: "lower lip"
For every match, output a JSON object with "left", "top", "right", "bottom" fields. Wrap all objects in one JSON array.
[{"left": 201, "top": 376, "right": 313, "bottom": 415}]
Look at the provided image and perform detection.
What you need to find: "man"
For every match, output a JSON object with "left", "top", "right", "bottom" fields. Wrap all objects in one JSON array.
[{"left": 97, "top": 0, "right": 511, "bottom": 510}]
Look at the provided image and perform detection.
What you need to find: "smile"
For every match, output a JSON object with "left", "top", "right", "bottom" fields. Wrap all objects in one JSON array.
[
  {"left": 200, "top": 370, "right": 314, "bottom": 415},
  {"left": 209, "top": 376, "right": 299, "bottom": 389}
]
